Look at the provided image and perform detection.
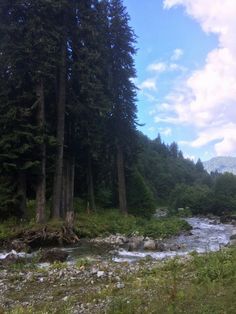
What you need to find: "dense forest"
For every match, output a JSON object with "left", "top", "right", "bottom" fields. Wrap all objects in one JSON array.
[{"left": 0, "top": 0, "right": 235, "bottom": 224}]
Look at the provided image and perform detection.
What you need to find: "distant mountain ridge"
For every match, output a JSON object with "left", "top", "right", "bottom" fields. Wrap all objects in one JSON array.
[{"left": 203, "top": 156, "right": 236, "bottom": 175}]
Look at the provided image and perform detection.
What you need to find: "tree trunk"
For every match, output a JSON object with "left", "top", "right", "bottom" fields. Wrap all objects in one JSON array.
[
  {"left": 18, "top": 172, "right": 27, "bottom": 218},
  {"left": 52, "top": 37, "right": 66, "bottom": 219},
  {"left": 65, "top": 156, "right": 75, "bottom": 227},
  {"left": 61, "top": 159, "right": 68, "bottom": 219},
  {"left": 87, "top": 155, "right": 96, "bottom": 212},
  {"left": 117, "top": 144, "right": 127, "bottom": 214},
  {"left": 36, "top": 79, "right": 46, "bottom": 223}
]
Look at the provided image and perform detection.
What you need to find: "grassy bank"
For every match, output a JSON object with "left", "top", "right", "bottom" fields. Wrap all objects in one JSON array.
[
  {"left": 0, "top": 210, "right": 191, "bottom": 245},
  {"left": 108, "top": 248, "right": 236, "bottom": 314},
  {"left": 1, "top": 247, "right": 236, "bottom": 313},
  {"left": 74, "top": 210, "right": 191, "bottom": 238}
]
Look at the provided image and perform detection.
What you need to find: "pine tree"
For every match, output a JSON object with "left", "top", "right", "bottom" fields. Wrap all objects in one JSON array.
[
  {"left": 52, "top": 1, "right": 70, "bottom": 219},
  {"left": 0, "top": 1, "right": 40, "bottom": 218},
  {"left": 74, "top": 0, "right": 111, "bottom": 212},
  {"left": 109, "top": 0, "right": 138, "bottom": 214}
]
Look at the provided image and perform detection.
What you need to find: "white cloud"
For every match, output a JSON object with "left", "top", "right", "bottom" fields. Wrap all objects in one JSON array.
[
  {"left": 139, "top": 78, "right": 157, "bottom": 91},
  {"left": 159, "top": 127, "right": 172, "bottom": 136},
  {"left": 147, "top": 62, "right": 167, "bottom": 73},
  {"left": 162, "top": 0, "right": 236, "bottom": 156},
  {"left": 169, "top": 63, "right": 186, "bottom": 71},
  {"left": 180, "top": 123, "right": 236, "bottom": 156},
  {"left": 171, "top": 48, "right": 183, "bottom": 61},
  {"left": 147, "top": 61, "right": 185, "bottom": 73}
]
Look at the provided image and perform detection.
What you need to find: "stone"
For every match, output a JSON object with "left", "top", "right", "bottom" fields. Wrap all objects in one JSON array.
[
  {"left": 39, "top": 249, "right": 68, "bottom": 263},
  {"left": 97, "top": 271, "right": 105, "bottom": 278},
  {"left": 116, "top": 282, "right": 125, "bottom": 289},
  {"left": 115, "top": 236, "right": 128, "bottom": 245},
  {"left": 63, "top": 296, "right": 69, "bottom": 302},
  {"left": 155, "top": 242, "right": 165, "bottom": 252},
  {"left": 91, "top": 267, "right": 99, "bottom": 275},
  {"left": 143, "top": 240, "right": 156, "bottom": 251},
  {"left": 128, "top": 237, "right": 143, "bottom": 251}
]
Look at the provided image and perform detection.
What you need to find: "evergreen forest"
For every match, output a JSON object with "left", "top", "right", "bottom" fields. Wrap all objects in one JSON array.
[{"left": 0, "top": 0, "right": 236, "bottom": 224}]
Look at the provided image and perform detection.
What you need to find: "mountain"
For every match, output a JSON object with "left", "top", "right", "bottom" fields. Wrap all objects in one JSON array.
[{"left": 203, "top": 157, "right": 236, "bottom": 175}]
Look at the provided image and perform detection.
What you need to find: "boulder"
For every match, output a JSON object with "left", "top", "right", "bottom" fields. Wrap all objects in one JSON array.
[
  {"left": 39, "top": 249, "right": 68, "bottom": 263},
  {"left": 143, "top": 240, "right": 156, "bottom": 250},
  {"left": 115, "top": 235, "right": 128, "bottom": 245},
  {"left": 155, "top": 242, "right": 165, "bottom": 252},
  {"left": 128, "top": 237, "right": 143, "bottom": 251}
]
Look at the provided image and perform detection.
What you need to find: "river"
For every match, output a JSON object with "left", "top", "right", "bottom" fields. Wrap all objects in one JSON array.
[
  {"left": 0, "top": 217, "right": 235, "bottom": 263},
  {"left": 113, "top": 217, "right": 235, "bottom": 262}
]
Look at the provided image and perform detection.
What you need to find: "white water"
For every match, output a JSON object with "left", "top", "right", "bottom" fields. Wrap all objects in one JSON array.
[
  {"left": 0, "top": 250, "right": 32, "bottom": 260},
  {"left": 113, "top": 217, "right": 235, "bottom": 263},
  {"left": 0, "top": 218, "right": 234, "bottom": 263}
]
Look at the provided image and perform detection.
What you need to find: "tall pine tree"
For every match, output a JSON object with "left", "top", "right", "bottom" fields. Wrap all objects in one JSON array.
[{"left": 109, "top": 0, "right": 138, "bottom": 214}]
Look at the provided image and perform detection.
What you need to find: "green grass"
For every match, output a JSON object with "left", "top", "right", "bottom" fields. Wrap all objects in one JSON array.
[
  {"left": 0, "top": 209, "right": 191, "bottom": 242},
  {"left": 3, "top": 247, "right": 236, "bottom": 313},
  {"left": 74, "top": 209, "right": 191, "bottom": 238},
  {"left": 107, "top": 248, "right": 236, "bottom": 314}
]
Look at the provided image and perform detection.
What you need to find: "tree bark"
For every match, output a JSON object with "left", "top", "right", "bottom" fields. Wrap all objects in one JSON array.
[
  {"left": 36, "top": 79, "right": 46, "bottom": 223},
  {"left": 117, "top": 144, "right": 128, "bottom": 214},
  {"left": 87, "top": 155, "right": 96, "bottom": 212},
  {"left": 18, "top": 172, "right": 27, "bottom": 218},
  {"left": 61, "top": 159, "right": 68, "bottom": 219},
  {"left": 65, "top": 156, "right": 75, "bottom": 227},
  {"left": 52, "top": 37, "right": 67, "bottom": 219}
]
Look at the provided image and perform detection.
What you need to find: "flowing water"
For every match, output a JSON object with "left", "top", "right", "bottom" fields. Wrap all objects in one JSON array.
[
  {"left": 0, "top": 217, "right": 235, "bottom": 263},
  {"left": 114, "top": 217, "right": 235, "bottom": 262}
]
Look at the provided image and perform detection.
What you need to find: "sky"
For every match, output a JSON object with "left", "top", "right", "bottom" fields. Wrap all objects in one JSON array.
[{"left": 123, "top": 0, "right": 236, "bottom": 161}]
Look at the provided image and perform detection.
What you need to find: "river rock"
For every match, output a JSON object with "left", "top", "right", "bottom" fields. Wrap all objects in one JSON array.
[
  {"left": 143, "top": 240, "right": 156, "bottom": 250},
  {"left": 116, "top": 282, "right": 125, "bottom": 289},
  {"left": 155, "top": 242, "right": 165, "bottom": 252},
  {"left": 97, "top": 271, "right": 105, "bottom": 278},
  {"left": 39, "top": 249, "right": 68, "bottom": 263},
  {"left": 128, "top": 237, "right": 143, "bottom": 251},
  {"left": 168, "top": 244, "right": 182, "bottom": 251}
]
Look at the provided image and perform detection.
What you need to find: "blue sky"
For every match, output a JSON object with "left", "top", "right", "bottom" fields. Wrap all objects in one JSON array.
[{"left": 123, "top": 0, "right": 236, "bottom": 161}]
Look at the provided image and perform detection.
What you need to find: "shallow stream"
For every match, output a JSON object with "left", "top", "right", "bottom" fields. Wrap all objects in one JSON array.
[
  {"left": 0, "top": 217, "right": 235, "bottom": 263},
  {"left": 114, "top": 217, "right": 235, "bottom": 262}
]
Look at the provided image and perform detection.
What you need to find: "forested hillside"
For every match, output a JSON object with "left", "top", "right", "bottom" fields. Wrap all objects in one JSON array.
[{"left": 0, "top": 0, "right": 235, "bottom": 223}]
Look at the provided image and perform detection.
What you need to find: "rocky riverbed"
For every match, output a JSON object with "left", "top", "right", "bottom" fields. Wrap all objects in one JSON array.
[
  {"left": 0, "top": 255, "right": 178, "bottom": 313},
  {"left": 0, "top": 217, "right": 236, "bottom": 313}
]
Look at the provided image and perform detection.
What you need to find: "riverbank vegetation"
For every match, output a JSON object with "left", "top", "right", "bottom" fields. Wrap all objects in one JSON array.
[
  {"left": 0, "top": 210, "right": 191, "bottom": 248},
  {"left": 1, "top": 246, "right": 236, "bottom": 313}
]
